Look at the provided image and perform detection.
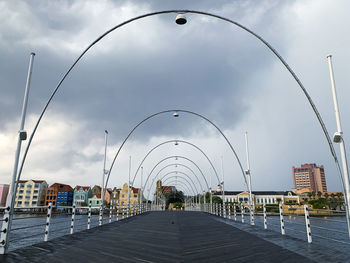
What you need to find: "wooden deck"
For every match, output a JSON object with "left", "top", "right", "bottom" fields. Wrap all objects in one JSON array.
[{"left": 0, "top": 211, "right": 314, "bottom": 262}]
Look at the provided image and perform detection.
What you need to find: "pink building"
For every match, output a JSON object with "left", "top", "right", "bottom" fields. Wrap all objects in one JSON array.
[{"left": 0, "top": 184, "right": 10, "bottom": 207}]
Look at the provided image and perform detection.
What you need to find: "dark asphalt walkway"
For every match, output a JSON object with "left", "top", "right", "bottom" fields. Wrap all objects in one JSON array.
[{"left": 0, "top": 211, "right": 314, "bottom": 263}]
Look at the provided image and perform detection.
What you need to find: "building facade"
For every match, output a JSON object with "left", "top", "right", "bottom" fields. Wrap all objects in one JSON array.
[
  {"left": 15, "top": 180, "right": 48, "bottom": 208},
  {"left": 293, "top": 163, "right": 327, "bottom": 193},
  {"left": 73, "top": 186, "right": 92, "bottom": 206},
  {"left": 45, "top": 183, "right": 74, "bottom": 207},
  {"left": 88, "top": 194, "right": 102, "bottom": 207},
  {"left": 0, "top": 184, "right": 9, "bottom": 207},
  {"left": 213, "top": 191, "right": 300, "bottom": 205},
  {"left": 118, "top": 183, "right": 140, "bottom": 207}
]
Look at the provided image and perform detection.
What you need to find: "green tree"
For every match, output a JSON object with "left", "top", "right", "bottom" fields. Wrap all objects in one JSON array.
[
  {"left": 317, "top": 191, "right": 322, "bottom": 199},
  {"left": 311, "top": 191, "right": 316, "bottom": 200}
]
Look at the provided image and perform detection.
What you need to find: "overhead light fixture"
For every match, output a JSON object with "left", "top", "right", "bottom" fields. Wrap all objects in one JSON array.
[
  {"left": 175, "top": 14, "right": 187, "bottom": 25},
  {"left": 173, "top": 112, "right": 179, "bottom": 117}
]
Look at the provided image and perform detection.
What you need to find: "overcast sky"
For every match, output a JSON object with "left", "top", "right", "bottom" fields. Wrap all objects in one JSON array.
[{"left": 1, "top": 0, "right": 349, "bottom": 197}]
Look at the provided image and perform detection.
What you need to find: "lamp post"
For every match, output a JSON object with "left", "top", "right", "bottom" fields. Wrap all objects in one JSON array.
[
  {"left": 327, "top": 55, "right": 350, "bottom": 237},
  {"left": 0, "top": 52, "right": 35, "bottom": 254},
  {"left": 99, "top": 130, "right": 108, "bottom": 225},
  {"left": 245, "top": 132, "right": 255, "bottom": 226}
]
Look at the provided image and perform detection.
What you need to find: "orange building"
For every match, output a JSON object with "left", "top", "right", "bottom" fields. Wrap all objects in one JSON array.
[
  {"left": 45, "top": 183, "right": 74, "bottom": 206},
  {"left": 293, "top": 164, "right": 327, "bottom": 193}
]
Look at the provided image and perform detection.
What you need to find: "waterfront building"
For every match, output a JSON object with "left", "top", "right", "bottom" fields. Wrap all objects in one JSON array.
[
  {"left": 15, "top": 180, "right": 48, "bottom": 208},
  {"left": 111, "top": 187, "right": 120, "bottom": 209},
  {"left": 88, "top": 194, "right": 102, "bottom": 207},
  {"left": 118, "top": 183, "right": 141, "bottom": 207},
  {"left": 293, "top": 163, "right": 327, "bottom": 193},
  {"left": 213, "top": 191, "right": 299, "bottom": 205},
  {"left": 162, "top": 186, "right": 177, "bottom": 194},
  {"left": 0, "top": 184, "right": 9, "bottom": 207},
  {"left": 73, "top": 186, "right": 92, "bottom": 206},
  {"left": 45, "top": 183, "right": 74, "bottom": 207},
  {"left": 91, "top": 185, "right": 102, "bottom": 196}
]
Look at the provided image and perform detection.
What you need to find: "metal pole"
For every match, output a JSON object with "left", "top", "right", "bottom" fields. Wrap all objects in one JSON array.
[
  {"left": 140, "top": 166, "right": 143, "bottom": 210},
  {"left": 70, "top": 204, "right": 76, "bottom": 234},
  {"left": 304, "top": 205, "right": 312, "bottom": 243},
  {"left": 87, "top": 203, "right": 92, "bottom": 229},
  {"left": 101, "top": 130, "right": 108, "bottom": 223},
  {"left": 279, "top": 203, "right": 285, "bottom": 235},
  {"left": 327, "top": 55, "right": 350, "bottom": 238},
  {"left": 221, "top": 156, "right": 226, "bottom": 218},
  {"left": 44, "top": 202, "right": 52, "bottom": 241},
  {"left": 263, "top": 200, "right": 267, "bottom": 229},
  {"left": 0, "top": 52, "right": 35, "bottom": 254},
  {"left": 245, "top": 132, "right": 255, "bottom": 226},
  {"left": 127, "top": 156, "right": 131, "bottom": 218}
]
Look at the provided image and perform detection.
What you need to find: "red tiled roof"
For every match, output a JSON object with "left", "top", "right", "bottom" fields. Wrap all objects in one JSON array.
[
  {"left": 18, "top": 180, "right": 46, "bottom": 184},
  {"left": 49, "top": 183, "right": 73, "bottom": 192},
  {"left": 162, "top": 186, "right": 175, "bottom": 192},
  {"left": 76, "top": 186, "right": 91, "bottom": 191},
  {"left": 91, "top": 194, "right": 101, "bottom": 199},
  {"left": 130, "top": 186, "right": 140, "bottom": 194}
]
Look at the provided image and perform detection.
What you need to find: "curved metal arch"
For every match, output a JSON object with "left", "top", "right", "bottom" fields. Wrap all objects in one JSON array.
[
  {"left": 164, "top": 180, "right": 194, "bottom": 196},
  {"left": 143, "top": 155, "right": 207, "bottom": 196},
  {"left": 15, "top": 10, "right": 345, "bottom": 226},
  {"left": 146, "top": 163, "right": 207, "bottom": 193},
  {"left": 163, "top": 177, "right": 196, "bottom": 195},
  {"left": 104, "top": 109, "right": 247, "bottom": 192},
  {"left": 131, "top": 139, "right": 219, "bottom": 187},
  {"left": 148, "top": 171, "right": 200, "bottom": 200}
]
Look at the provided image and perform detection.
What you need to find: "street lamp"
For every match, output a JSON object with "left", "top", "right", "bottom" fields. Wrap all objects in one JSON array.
[{"left": 175, "top": 14, "right": 187, "bottom": 25}]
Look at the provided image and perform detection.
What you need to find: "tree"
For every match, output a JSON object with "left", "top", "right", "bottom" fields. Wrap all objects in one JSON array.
[
  {"left": 307, "top": 192, "right": 312, "bottom": 200},
  {"left": 311, "top": 191, "right": 316, "bottom": 200},
  {"left": 324, "top": 193, "right": 329, "bottom": 201},
  {"left": 317, "top": 191, "right": 322, "bottom": 199}
]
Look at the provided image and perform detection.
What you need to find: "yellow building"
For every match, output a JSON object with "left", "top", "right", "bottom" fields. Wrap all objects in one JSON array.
[
  {"left": 15, "top": 180, "right": 48, "bottom": 208},
  {"left": 118, "top": 183, "right": 141, "bottom": 208}
]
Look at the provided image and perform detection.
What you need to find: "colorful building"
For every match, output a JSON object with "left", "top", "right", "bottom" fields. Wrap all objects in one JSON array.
[
  {"left": 111, "top": 187, "right": 120, "bottom": 209},
  {"left": 118, "top": 183, "right": 141, "bottom": 207},
  {"left": 0, "top": 184, "right": 9, "bottom": 207},
  {"left": 15, "top": 180, "right": 48, "bottom": 208},
  {"left": 73, "top": 186, "right": 92, "bottom": 206},
  {"left": 45, "top": 183, "right": 74, "bottom": 207},
  {"left": 88, "top": 194, "right": 102, "bottom": 207},
  {"left": 293, "top": 163, "right": 327, "bottom": 193}
]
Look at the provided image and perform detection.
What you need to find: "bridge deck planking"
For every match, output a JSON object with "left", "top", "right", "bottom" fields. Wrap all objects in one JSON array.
[{"left": 0, "top": 211, "right": 314, "bottom": 263}]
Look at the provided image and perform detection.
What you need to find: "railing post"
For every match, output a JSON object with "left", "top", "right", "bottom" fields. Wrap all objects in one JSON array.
[
  {"left": 122, "top": 205, "right": 125, "bottom": 219},
  {"left": 228, "top": 203, "right": 231, "bottom": 219},
  {"left": 109, "top": 204, "right": 112, "bottom": 223},
  {"left": 116, "top": 204, "right": 119, "bottom": 221},
  {"left": 0, "top": 205, "right": 11, "bottom": 254},
  {"left": 87, "top": 203, "right": 92, "bottom": 229},
  {"left": 70, "top": 204, "right": 76, "bottom": 234},
  {"left": 279, "top": 203, "right": 285, "bottom": 235},
  {"left": 44, "top": 202, "right": 52, "bottom": 241},
  {"left": 263, "top": 200, "right": 267, "bottom": 229},
  {"left": 234, "top": 203, "right": 237, "bottom": 221},
  {"left": 99, "top": 204, "right": 103, "bottom": 226},
  {"left": 304, "top": 205, "right": 312, "bottom": 243},
  {"left": 241, "top": 203, "right": 245, "bottom": 223}
]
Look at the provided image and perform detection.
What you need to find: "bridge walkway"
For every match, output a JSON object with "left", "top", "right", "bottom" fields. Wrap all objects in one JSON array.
[{"left": 1, "top": 211, "right": 313, "bottom": 262}]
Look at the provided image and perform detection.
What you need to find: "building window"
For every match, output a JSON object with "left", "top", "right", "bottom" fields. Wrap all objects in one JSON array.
[
  {"left": 34, "top": 184, "right": 39, "bottom": 188},
  {"left": 32, "top": 201, "right": 37, "bottom": 205},
  {"left": 20, "top": 184, "right": 25, "bottom": 188},
  {"left": 34, "top": 190, "right": 38, "bottom": 193},
  {"left": 24, "top": 201, "right": 30, "bottom": 205},
  {"left": 33, "top": 196, "right": 38, "bottom": 199},
  {"left": 25, "top": 196, "right": 30, "bottom": 199},
  {"left": 18, "top": 195, "right": 23, "bottom": 199},
  {"left": 26, "top": 190, "right": 31, "bottom": 193},
  {"left": 134, "top": 194, "right": 137, "bottom": 198},
  {"left": 19, "top": 190, "right": 23, "bottom": 194},
  {"left": 27, "top": 185, "right": 32, "bottom": 188},
  {"left": 17, "top": 201, "right": 22, "bottom": 205},
  {"left": 96, "top": 201, "right": 99, "bottom": 205}
]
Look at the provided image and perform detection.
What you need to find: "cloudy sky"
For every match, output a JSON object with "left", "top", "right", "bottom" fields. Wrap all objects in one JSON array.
[{"left": 1, "top": 0, "right": 349, "bottom": 197}]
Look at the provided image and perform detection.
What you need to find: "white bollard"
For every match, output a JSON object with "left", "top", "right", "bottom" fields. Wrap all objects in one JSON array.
[
  {"left": 263, "top": 201, "right": 267, "bottom": 229},
  {"left": 279, "top": 203, "right": 285, "bottom": 235},
  {"left": 44, "top": 202, "right": 52, "bottom": 241},
  {"left": 109, "top": 204, "right": 112, "bottom": 223},
  {"left": 87, "top": 203, "right": 92, "bottom": 229},
  {"left": 304, "top": 205, "right": 312, "bottom": 243},
  {"left": 116, "top": 204, "right": 119, "bottom": 221},
  {"left": 234, "top": 203, "right": 237, "bottom": 221},
  {"left": 99, "top": 204, "right": 103, "bottom": 226},
  {"left": 228, "top": 203, "right": 231, "bottom": 219},
  {"left": 241, "top": 204, "right": 245, "bottom": 223},
  {"left": 70, "top": 204, "right": 76, "bottom": 234}
]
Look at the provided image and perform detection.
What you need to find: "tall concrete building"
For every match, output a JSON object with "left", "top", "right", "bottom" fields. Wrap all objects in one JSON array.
[{"left": 293, "top": 163, "right": 327, "bottom": 193}]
